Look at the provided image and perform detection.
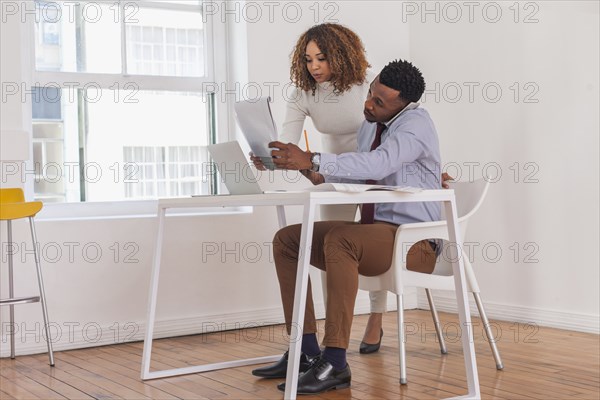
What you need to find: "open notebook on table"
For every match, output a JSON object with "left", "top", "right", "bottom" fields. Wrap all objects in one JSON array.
[{"left": 303, "top": 183, "right": 422, "bottom": 194}]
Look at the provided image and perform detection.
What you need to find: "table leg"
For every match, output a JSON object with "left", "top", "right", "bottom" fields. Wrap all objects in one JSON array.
[
  {"left": 141, "top": 207, "right": 166, "bottom": 379},
  {"left": 276, "top": 205, "right": 287, "bottom": 228},
  {"left": 444, "top": 199, "right": 480, "bottom": 399},
  {"left": 284, "top": 200, "right": 316, "bottom": 400},
  {"left": 140, "top": 205, "right": 283, "bottom": 380}
]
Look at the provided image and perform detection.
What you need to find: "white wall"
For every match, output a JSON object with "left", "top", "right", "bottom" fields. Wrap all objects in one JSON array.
[
  {"left": 408, "top": 1, "right": 599, "bottom": 331},
  {"left": 1, "top": 1, "right": 598, "bottom": 357}
]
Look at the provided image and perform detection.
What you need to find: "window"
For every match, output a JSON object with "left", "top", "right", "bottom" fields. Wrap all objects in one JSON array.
[
  {"left": 122, "top": 145, "right": 208, "bottom": 199},
  {"left": 31, "top": 0, "right": 224, "bottom": 203},
  {"left": 126, "top": 25, "right": 204, "bottom": 77}
]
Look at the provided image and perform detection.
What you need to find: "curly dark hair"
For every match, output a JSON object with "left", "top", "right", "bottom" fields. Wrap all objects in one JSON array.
[
  {"left": 379, "top": 59, "right": 426, "bottom": 103},
  {"left": 290, "top": 23, "right": 370, "bottom": 95}
]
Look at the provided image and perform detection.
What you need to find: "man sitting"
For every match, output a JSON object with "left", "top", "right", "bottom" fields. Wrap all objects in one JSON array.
[{"left": 252, "top": 59, "right": 442, "bottom": 394}]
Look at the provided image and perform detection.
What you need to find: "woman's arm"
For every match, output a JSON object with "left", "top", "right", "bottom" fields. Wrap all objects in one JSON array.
[{"left": 279, "top": 88, "right": 309, "bottom": 145}]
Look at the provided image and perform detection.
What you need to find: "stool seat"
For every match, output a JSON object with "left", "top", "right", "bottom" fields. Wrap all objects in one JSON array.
[
  {"left": 0, "top": 201, "right": 43, "bottom": 220},
  {"left": 1, "top": 188, "right": 42, "bottom": 219}
]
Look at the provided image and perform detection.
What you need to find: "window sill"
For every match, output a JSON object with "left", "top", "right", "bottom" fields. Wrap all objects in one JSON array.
[{"left": 36, "top": 199, "right": 253, "bottom": 222}]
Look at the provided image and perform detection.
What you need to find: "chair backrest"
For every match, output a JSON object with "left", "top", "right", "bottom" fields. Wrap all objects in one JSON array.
[
  {"left": 441, "top": 178, "right": 490, "bottom": 223},
  {"left": 429, "top": 178, "right": 490, "bottom": 283},
  {"left": 357, "top": 178, "right": 491, "bottom": 293}
]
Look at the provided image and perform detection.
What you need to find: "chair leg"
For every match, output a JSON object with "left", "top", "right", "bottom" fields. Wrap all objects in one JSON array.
[
  {"left": 425, "top": 288, "right": 448, "bottom": 354},
  {"left": 29, "top": 217, "right": 55, "bottom": 366},
  {"left": 7, "top": 220, "right": 16, "bottom": 359},
  {"left": 397, "top": 294, "right": 407, "bottom": 384},
  {"left": 473, "top": 292, "right": 503, "bottom": 370}
]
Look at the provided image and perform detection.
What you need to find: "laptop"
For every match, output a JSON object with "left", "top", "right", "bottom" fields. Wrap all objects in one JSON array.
[{"left": 206, "top": 141, "right": 263, "bottom": 195}]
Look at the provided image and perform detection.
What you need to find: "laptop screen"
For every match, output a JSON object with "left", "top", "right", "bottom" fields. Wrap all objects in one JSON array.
[{"left": 207, "top": 141, "right": 263, "bottom": 195}]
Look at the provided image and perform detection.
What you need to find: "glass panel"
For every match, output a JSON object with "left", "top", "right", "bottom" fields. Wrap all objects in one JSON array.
[
  {"left": 169, "top": 164, "right": 179, "bottom": 179},
  {"left": 33, "top": 121, "right": 63, "bottom": 139},
  {"left": 84, "top": 90, "right": 209, "bottom": 201},
  {"left": 32, "top": 86, "right": 62, "bottom": 120},
  {"left": 169, "top": 181, "right": 179, "bottom": 196},
  {"left": 35, "top": 179, "right": 65, "bottom": 197},
  {"left": 32, "top": 88, "right": 210, "bottom": 202},
  {"left": 45, "top": 142, "right": 65, "bottom": 165},
  {"left": 34, "top": 1, "right": 121, "bottom": 73},
  {"left": 125, "top": 7, "right": 205, "bottom": 77},
  {"left": 179, "top": 147, "right": 190, "bottom": 161},
  {"left": 144, "top": 165, "right": 154, "bottom": 179},
  {"left": 157, "top": 163, "right": 166, "bottom": 179},
  {"left": 33, "top": 142, "right": 44, "bottom": 163}
]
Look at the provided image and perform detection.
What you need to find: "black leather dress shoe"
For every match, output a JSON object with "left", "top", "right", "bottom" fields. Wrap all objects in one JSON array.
[
  {"left": 277, "top": 357, "right": 351, "bottom": 394},
  {"left": 359, "top": 329, "right": 383, "bottom": 354},
  {"left": 252, "top": 351, "right": 318, "bottom": 379}
]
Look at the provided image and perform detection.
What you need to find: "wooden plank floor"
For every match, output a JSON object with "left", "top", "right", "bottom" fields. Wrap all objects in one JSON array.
[{"left": 1, "top": 310, "right": 599, "bottom": 399}]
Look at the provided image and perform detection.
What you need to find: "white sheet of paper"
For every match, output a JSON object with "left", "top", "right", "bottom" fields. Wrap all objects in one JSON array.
[{"left": 234, "top": 97, "right": 278, "bottom": 159}]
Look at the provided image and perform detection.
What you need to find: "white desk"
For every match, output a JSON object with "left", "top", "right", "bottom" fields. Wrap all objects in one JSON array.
[{"left": 141, "top": 190, "right": 480, "bottom": 400}]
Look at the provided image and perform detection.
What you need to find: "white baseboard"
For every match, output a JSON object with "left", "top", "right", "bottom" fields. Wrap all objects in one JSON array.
[
  {"left": 0, "top": 289, "right": 419, "bottom": 357},
  {"left": 416, "top": 291, "right": 600, "bottom": 334},
  {"left": 8, "top": 289, "right": 596, "bottom": 358},
  {"left": 0, "top": 307, "right": 286, "bottom": 358}
]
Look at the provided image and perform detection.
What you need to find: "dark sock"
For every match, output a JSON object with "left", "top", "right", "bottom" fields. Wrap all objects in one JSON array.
[
  {"left": 301, "top": 333, "right": 321, "bottom": 357},
  {"left": 322, "top": 347, "right": 347, "bottom": 370}
]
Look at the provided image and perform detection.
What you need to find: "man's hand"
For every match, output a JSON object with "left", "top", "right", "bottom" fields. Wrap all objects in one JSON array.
[
  {"left": 269, "top": 141, "right": 312, "bottom": 170},
  {"left": 301, "top": 169, "right": 325, "bottom": 185},
  {"left": 441, "top": 172, "right": 454, "bottom": 189}
]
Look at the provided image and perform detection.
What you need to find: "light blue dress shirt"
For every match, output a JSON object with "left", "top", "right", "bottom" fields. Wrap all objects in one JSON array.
[{"left": 320, "top": 103, "right": 442, "bottom": 225}]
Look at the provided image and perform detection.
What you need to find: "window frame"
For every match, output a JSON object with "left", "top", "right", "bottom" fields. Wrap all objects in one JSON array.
[{"left": 26, "top": 0, "right": 236, "bottom": 219}]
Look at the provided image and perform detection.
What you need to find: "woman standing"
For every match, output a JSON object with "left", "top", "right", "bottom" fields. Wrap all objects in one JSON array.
[{"left": 252, "top": 23, "right": 386, "bottom": 354}]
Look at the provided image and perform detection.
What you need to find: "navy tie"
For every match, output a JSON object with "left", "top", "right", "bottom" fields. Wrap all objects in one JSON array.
[{"left": 360, "top": 122, "right": 387, "bottom": 224}]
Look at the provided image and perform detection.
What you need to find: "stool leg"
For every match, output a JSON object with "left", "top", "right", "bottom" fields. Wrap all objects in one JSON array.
[
  {"left": 7, "top": 220, "right": 16, "bottom": 359},
  {"left": 28, "top": 217, "right": 54, "bottom": 366}
]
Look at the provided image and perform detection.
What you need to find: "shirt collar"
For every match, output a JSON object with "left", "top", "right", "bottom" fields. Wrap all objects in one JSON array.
[{"left": 383, "top": 102, "right": 420, "bottom": 127}]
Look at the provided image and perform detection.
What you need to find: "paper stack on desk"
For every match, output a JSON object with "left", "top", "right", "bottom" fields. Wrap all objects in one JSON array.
[{"left": 305, "top": 183, "right": 422, "bottom": 193}]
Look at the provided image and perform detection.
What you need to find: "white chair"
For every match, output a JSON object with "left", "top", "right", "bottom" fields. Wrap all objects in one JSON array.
[{"left": 321, "top": 178, "right": 503, "bottom": 384}]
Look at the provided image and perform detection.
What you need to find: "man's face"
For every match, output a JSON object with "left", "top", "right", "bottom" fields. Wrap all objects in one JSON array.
[{"left": 363, "top": 76, "right": 408, "bottom": 123}]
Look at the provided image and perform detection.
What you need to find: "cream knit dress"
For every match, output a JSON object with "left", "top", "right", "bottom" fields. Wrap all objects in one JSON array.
[{"left": 279, "top": 72, "right": 374, "bottom": 221}]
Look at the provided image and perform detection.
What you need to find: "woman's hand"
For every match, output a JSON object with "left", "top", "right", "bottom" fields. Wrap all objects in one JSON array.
[{"left": 250, "top": 152, "right": 267, "bottom": 171}]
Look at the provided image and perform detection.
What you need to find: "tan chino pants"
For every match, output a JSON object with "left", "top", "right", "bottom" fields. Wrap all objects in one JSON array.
[{"left": 273, "top": 221, "right": 437, "bottom": 349}]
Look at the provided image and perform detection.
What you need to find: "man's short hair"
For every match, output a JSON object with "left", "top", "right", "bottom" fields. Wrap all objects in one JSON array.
[{"left": 380, "top": 59, "right": 426, "bottom": 103}]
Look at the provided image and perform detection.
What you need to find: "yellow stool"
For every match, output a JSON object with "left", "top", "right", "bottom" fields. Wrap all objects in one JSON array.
[{"left": 0, "top": 188, "right": 54, "bottom": 365}]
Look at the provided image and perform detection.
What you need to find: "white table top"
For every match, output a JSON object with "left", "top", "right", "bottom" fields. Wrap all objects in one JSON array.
[{"left": 157, "top": 189, "right": 454, "bottom": 209}]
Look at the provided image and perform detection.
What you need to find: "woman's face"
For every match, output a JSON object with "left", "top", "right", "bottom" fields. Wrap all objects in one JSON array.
[{"left": 305, "top": 40, "right": 332, "bottom": 83}]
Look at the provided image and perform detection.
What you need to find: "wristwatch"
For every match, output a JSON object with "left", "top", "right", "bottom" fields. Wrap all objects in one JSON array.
[{"left": 310, "top": 152, "right": 321, "bottom": 172}]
